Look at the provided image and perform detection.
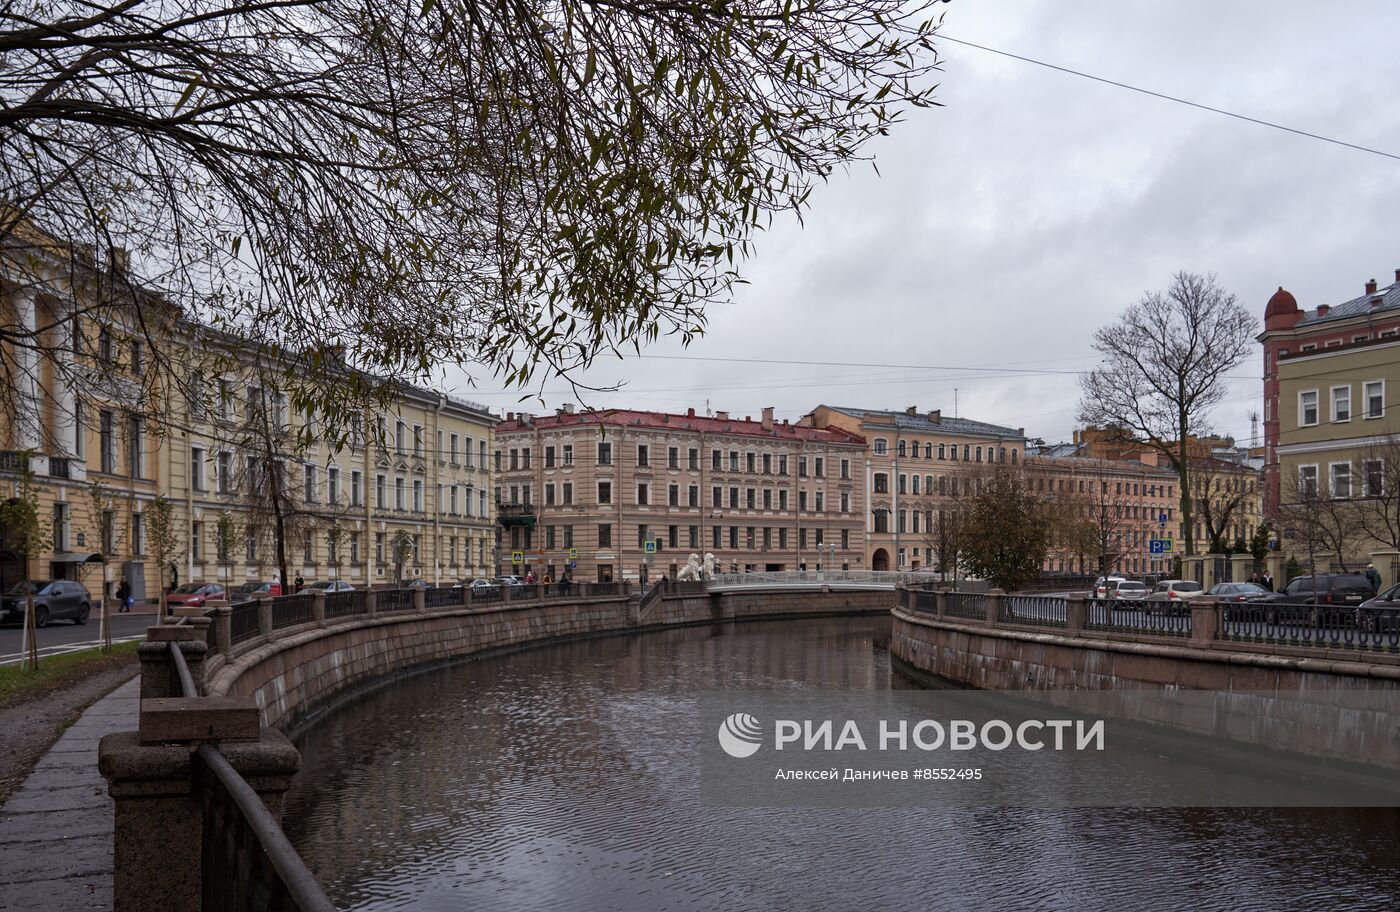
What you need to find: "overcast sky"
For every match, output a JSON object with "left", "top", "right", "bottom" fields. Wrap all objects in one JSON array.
[{"left": 441, "top": 1, "right": 1400, "bottom": 446}]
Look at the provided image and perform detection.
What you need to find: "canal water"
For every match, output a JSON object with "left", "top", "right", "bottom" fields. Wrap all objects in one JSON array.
[{"left": 283, "top": 616, "right": 1400, "bottom": 911}]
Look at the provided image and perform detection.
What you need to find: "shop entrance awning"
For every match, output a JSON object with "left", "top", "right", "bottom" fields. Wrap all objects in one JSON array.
[{"left": 51, "top": 552, "right": 105, "bottom": 564}]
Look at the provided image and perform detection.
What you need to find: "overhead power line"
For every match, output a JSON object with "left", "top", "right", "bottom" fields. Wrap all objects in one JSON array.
[{"left": 937, "top": 33, "right": 1400, "bottom": 164}]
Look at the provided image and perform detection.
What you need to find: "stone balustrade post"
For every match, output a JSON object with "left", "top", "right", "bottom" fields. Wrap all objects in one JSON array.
[
  {"left": 936, "top": 587, "right": 949, "bottom": 619},
  {"left": 139, "top": 625, "right": 207, "bottom": 699},
  {"left": 413, "top": 586, "right": 427, "bottom": 613},
  {"left": 984, "top": 588, "right": 1002, "bottom": 627},
  {"left": 502, "top": 583, "right": 513, "bottom": 603},
  {"left": 1066, "top": 593, "right": 1087, "bottom": 634},
  {"left": 311, "top": 591, "right": 327, "bottom": 626},
  {"left": 256, "top": 595, "right": 273, "bottom": 640},
  {"left": 1190, "top": 599, "right": 1222, "bottom": 648},
  {"left": 364, "top": 588, "right": 378, "bottom": 617},
  {"left": 207, "top": 604, "right": 232, "bottom": 658},
  {"left": 99, "top": 722, "right": 299, "bottom": 912}
]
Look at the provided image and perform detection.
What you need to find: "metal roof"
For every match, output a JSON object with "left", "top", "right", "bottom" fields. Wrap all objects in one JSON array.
[
  {"left": 827, "top": 406, "right": 1024, "bottom": 440},
  {"left": 1298, "top": 280, "right": 1400, "bottom": 326}
]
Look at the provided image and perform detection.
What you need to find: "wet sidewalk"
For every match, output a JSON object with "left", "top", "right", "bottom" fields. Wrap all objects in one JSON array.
[{"left": 0, "top": 678, "right": 137, "bottom": 911}]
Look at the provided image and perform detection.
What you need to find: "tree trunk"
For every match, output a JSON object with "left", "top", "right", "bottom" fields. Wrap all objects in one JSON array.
[{"left": 1178, "top": 379, "right": 1193, "bottom": 558}]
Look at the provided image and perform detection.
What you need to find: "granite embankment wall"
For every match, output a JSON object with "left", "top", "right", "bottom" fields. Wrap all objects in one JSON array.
[{"left": 206, "top": 589, "right": 892, "bottom": 731}]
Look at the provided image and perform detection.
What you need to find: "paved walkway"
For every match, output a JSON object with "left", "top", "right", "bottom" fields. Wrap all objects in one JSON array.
[{"left": 0, "top": 678, "right": 138, "bottom": 911}]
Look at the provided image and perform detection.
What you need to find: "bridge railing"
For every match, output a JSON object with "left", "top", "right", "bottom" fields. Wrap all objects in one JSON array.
[{"left": 708, "top": 570, "right": 952, "bottom": 589}]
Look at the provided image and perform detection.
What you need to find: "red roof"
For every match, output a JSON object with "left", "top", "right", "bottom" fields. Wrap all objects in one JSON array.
[{"left": 496, "top": 408, "right": 865, "bottom": 445}]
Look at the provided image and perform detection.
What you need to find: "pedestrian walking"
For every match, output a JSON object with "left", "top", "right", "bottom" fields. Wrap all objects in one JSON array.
[
  {"left": 116, "top": 577, "right": 132, "bottom": 613},
  {"left": 1262, "top": 571, "right": 1273, "bottom": 591},
  {"left": 294, "top": 573, "right": 305, "bottom": 593},
  {"left": 560, "top": 569, "right": 572, "bottom": 597},
  {"left": 1366, "top": 563, "right": 1382, "bottom": 592}
]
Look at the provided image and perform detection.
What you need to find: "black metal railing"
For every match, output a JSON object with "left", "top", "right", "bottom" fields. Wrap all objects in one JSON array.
[
  {"left": 271, "top": 593, "right": 315, "bottom": 630},
  {"left": 377, "top": 588, "right": 414, "bottom": 612},
  {"left": 590, "top": 582, "right": 621, "bottom": 597},
  {"left": 512, "top": 584, "right": 542, "bottom": 602},
  {"left": 197, "top": 744, "right": 336, "bottom": 912},
  {"left": 639, "top": 580, "right": 666, "bottom": 612},
  {"left": 425, "top": 587, "right": 463, "bottom": 609},
  {"left": 230, "top": 600, "right": 260, "bottom": 645},
  {"left": 1086, "top": 597, "right": 1190, "bottom": 638},
  {"left": 912, "top": 589, "right": 938, "bottom": 615},
  {"left": 324, "top": 590, "right": 367, "bottom": 620},
  {"left": 469, "top": 586, "right": 503, "bottom": 605},
  {"left": 1221, "top": 603, "right": 1400, "bottom": 652},
  {"left": 1002, "top": 595, "right": 1067, "bottom": 628},
  {"left": 944, "top": 592, "right": 986, "bottom": 621}
]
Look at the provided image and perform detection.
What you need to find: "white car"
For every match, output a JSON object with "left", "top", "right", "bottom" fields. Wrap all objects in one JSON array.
[
  {"left": 1145, "top": 579, "right": 1205, "bottom": 612},
  {"left": 1093, "top": 576, "right": 1127, "bottom": 600},
  {"left": 305, "top": 580, "right": 355, "bottom": 592}
]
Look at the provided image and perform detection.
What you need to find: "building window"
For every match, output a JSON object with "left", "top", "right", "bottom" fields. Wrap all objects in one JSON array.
[
  {"left": 563, "top": 444, "right": 574, "bottom": 466},
  {"left": 874, "top": 439, "right": 888, "bottom": 455},
  {"left": 217, "top": 452, "right": 234, "bottom": 494},
  {"left": 1332, "top": 386, "right": 1351, "bottom": 423},
  {"left": 638, "top": 444, "right": 650, "bottom": 467},
  {"left": 841, "top": 459, "right": 850, "bottom": 479},
  {"left": 637, "top": 482, "right": 649, "bottom": 505},
  {"left": 669, "top": 447, "right": 679, "bottom": 469},
  {"left": 1366, "top": 381, "right": 1385, "bottom": 419},
  {"left": 376, "top": 475, "right": 387, "bottom": 510},
  {"left": 563, "top": 482, "right": 573, "bottom": 505},
  {"left": 191, "top": 521, "right": 203, "bottom": 561},
  {"left": 873, "top": 509, "right": 889, "bottom": 533},
  {"left": 689, "top": 448, "right": 700, "bottom": 470},
  {"left": 395, "top": 477, "right": 406, "bottom": 511},
  {"left": 1299, "top": 390, "right": 1319, "bottom": 427},
  {"left": 99, "top": 410, "right": 116, "bottom": 473},
  {"left": 598, "top": 441, "right": 613, "bottom": 465},
  {"left": 1298, "top": 465, "right": 1318, "bottom": 498},
  {"left": 874, "top": 473, "right": 889, "bottom": 494},
  {"left": 304, "top": 464, "right": 318, "bottom": 503},
  {"left": 688, "top": 485, "right": 699, "bottom": 507},
  {"left": 598, "top": 481, "right": 612, "bottom": 504},
  {"left": 352, "top": 471, "right": 363, "bottom": 507},
  {"left": 1330, "top": 462, "right": 1351, "bottom": 499},
  {"left": 545, "top": 445, "right": 555, "bottom": 468},
  {"left": 668, "top": 484, "right": 679, "bottom": 507},
  {"left": 191, "top": 446, "right": 206, "bottom": 491}
]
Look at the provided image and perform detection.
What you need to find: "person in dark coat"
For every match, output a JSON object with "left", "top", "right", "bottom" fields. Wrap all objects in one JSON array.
[
  {"left": 1366, "top": 563, "right": 1382, "bottom": 592},
  {"left": 294, "top": 573, "right": 305, "bottom": 593},
  {"left": 116, "top": 577, "right": 131, "bottom": 613}
]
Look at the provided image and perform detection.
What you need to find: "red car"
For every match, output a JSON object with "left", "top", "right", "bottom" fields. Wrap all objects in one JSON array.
[
  {"left": 231, "top": 580, "right": 283, "bottom": 599},
  {"left": 165, "top": 582, "right": 227, "bottom": 607}
]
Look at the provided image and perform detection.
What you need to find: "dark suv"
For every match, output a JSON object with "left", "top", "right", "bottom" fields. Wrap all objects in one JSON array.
[{"left": 1253, "top": 573, "right": 1376, "bottom": 622}]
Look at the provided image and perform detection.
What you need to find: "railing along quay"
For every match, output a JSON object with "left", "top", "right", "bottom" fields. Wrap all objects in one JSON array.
[
  {"left": 898, "top": 587, "right": 1400, "bottom": 657},
  {"left": 105, "top": 579, "right": 646, "bottom": 911}
]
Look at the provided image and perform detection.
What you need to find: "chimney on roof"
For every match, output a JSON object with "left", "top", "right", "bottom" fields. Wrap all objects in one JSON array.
[
  {"left": 1317, "top": 304, "right": 1330, "bottom": 317},
  {"left": 1367, "top": 278, "right": 1379, "bottom": 295},
  {"left": 927, "top": 410, "right": 941, "bottom": 423},
  {"left": 687, "top": 407, "right": 696, "bottom": 418},
  {"left": 715, "top": 410, "right": 729, "bottom": 421},
  {"left": 562, "top": 402, "right": 575, "bottom": 414},
  {"left": 905, "top": 406, "right": 918, "bottom": 417},
  {"left": 1394, "top": 268, "right": 1400, "bottom": 284},
  {"left": 506, "top": 411, "right": 514, "bottom": 421},
  {"left": 761, "top": 406, "right": 774, "bottom": 430}
]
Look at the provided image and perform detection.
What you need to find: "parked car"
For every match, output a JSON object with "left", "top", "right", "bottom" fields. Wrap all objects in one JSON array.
[
  {"left": 1092, "top": 576, "right": 1127, "bottom": 600},
  {"left": 494, "top": 575, "right": 524, "bottom": 587},
  {"left": 457, "top": 578, "right": 496, "bottom": 590},
  {"left": 400, "top": 578, "right": 430, "bottom": 589},
  {"left": 1356, "top": 584, "right": 1400, "bottom": 633},
  {"left": 1107, "top": 580, "right": 1148, "bottom": 602},
  {"left": 304, "top": 580, "right": 355, "bottom": 592},
  {"left": 165, "top": 582, "right": 226, "bottom": 608},
  {"left": 1, "top": 580, "right": 91, "bottom": 627},
  {"left": 1145, "top": 579, "right": 1205, "bottom": 613},
  {"left": 230, "top": 580, "right": 282, "bottom": 599},
  {"left": 1207, "top": 581, "right": 1271, "bottom": 602},
  {"left": 1254, "top": 573, "right": 1376, "bottom": 623}
]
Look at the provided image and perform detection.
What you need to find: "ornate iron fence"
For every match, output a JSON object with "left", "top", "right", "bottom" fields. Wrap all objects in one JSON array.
[
  {"left": 271, "top": 593, "right": 315, "bottom": 630},
  {"left": 590, "top": 582, "right": 622, "bottom": 597},
  {"left": 324, "top": 590, "right": 366, "bottom": 620},
  {"left": 944, "top": 592, "right": 986, "bottom": 621},
  {"left": 469, "top": 586, "right": 503, "bottom": 605},
  {"left": 1086, "top": 597, "right": 1189, "bottom": 638},
  {"left": 911, "top": 589, "right": 938, "bottom": 615},
  {"left": 1002, "top": 595, "right": 1067, "bottom": 628},
  {"left": 229, "top": 601, "right": 260, "bottom": 645},
  {"left": 425, "top": 587, "right": 463, "bottom": 609},
  {"left": 377, "top": 588, "right": 414, "bottom": 612},
  {"left": 1221, "top": 603, "right": 1400, "bottom": 652}
]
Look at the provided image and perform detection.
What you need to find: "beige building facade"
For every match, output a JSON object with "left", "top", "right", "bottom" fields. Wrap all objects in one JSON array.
[
  {"left": 800, "top": 405, "right": 1027, "bottom": 572},
  {"left": 493, "top": 406, "right": 867, "bottom": 582}
]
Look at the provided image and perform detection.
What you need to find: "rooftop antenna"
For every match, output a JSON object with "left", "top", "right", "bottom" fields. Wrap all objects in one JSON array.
[
  {"left": 954, "top": 388, "right": 959, "bottom": 419},
  {"left": 705, "top": 399, "right": 712, "bottom": 418},
  {"left": 1249, "top": 410, "right": 1260, "bottom": 449}
]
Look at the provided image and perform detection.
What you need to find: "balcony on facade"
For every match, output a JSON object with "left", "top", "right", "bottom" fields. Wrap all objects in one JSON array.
[{"left": 497, "top": 502, "right": 537, "bottom": 527}]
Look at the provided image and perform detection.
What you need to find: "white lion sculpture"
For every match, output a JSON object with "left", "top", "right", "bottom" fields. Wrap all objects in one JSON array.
[
  {"left": 678, "top": 553, "right": 703, "bottom": 581},
  {"left": 701, "top": 552, "right": 716, "bottom": 581}
]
